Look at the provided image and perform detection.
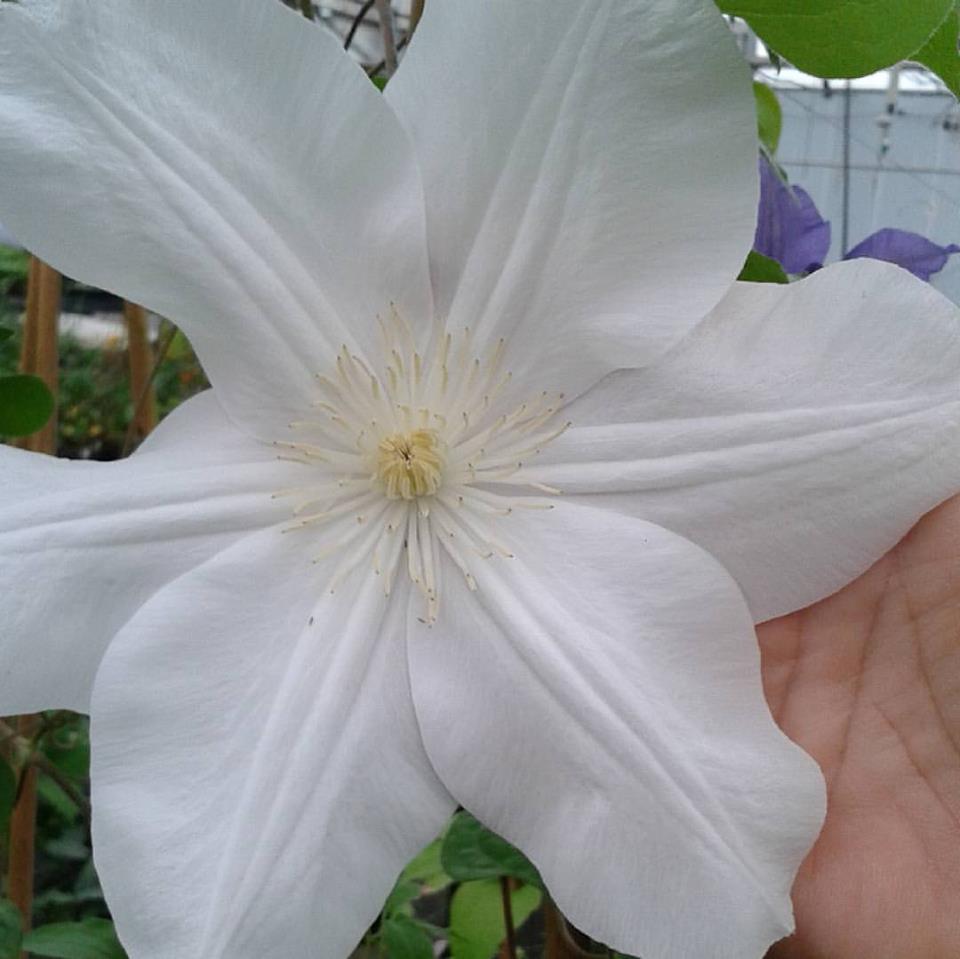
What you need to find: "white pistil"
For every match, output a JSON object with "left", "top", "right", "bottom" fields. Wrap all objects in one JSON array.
[{"left": 274, "top": 313, "right": 568, "bottom": 617}]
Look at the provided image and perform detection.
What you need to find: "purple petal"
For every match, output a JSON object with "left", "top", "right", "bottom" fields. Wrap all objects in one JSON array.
[
  {"left": 754, "top": 156, "right": 831, "bottom": 275},
  {"left": 844, "top": 228, "right": 960, "bottom": 282}
]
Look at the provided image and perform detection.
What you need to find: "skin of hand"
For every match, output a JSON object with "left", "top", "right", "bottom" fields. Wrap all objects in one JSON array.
[{"left": 760, "top": 495, "right": 960, "bottom": 959}]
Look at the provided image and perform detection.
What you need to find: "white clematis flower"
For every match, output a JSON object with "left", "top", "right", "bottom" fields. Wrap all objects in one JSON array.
[
  {"left": 1, "top": 0, "right": 959, "bottom": 957},
  {"left": 0, "top": 220, "right": 20, "bottom": 249}
]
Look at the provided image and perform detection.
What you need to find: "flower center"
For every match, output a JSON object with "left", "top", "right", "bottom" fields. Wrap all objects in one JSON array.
[
  {"left": 375, "top": 429, "right": 446, "bottom": 500},
  {"left": 273, "top": 309, "right": 568, "bottom": 623}
]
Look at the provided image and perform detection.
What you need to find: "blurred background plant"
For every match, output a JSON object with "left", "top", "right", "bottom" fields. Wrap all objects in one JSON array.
[{"left": 0, "top": 253, "right": 206, "bottom": 459}]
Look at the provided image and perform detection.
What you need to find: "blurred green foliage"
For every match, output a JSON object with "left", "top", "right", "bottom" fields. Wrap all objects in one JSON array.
[
  {"left": 0, "top": 252, "right": 207, "bottom": 457},
  {"left": 0, "top": 247, "right": 28, "bottom": 296}
]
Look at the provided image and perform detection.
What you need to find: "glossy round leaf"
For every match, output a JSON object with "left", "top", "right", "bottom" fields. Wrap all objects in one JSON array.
[
  {"left": 719, "top": 0, "right": 955, "bottom": 77},
  {"left": 0, "top": 373, "right": 54, "bottom": 437},
  {"left": 441, "top": 812, "right": 542, "bottom": 889},
  {"left": 914, "top": 5, "right": 960, "bottom": 98}
]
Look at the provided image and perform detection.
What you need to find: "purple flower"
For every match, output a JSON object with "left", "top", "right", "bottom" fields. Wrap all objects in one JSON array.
[
  {"left": 754, "top": 156, "right": 959, "bottom": 282},
  {"left": 845, "top": 228, "right": 960, "bottom": 282},
  {"left": 754, "top": 156, "right": 831, "bottom": 274}
]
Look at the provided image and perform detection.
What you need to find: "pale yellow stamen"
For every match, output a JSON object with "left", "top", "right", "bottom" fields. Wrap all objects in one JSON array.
[
  {"left": 375, "top": 429, "right": 446, "bottom": 500},
  {"left": 275, "top": 315, "right": 567, "bottom": 621}
]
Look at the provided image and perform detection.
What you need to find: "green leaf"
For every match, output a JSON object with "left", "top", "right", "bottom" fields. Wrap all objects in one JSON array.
[
  {"left": 23, "top": 919, "right": 126, "bottom": 959},
  {"left": 0, "top": 247, "right": 28, "bottom": 294},
  {"left": 441, "top": 812, "right": 542, "bottom": 889},
  {"left": 0, "top": 900, "right": 23, "bottom": 959},
  {"left": 718, "top": 0, "right": 955, "bottom": 78},
  {"left": 383, "top": 879, "right": 422, "bottom": 918},
  {"left": 164, "top": 329, "right": 193, "bottom": 361},
  {"left": 371, "top": 75, "right": 388, "bottom": 91},
  {"left": 42, "top": 718, "right": 91, "bottom": 780},
  {"left": 0, "top": 328, "right": 12, "bottom": 344},
  {"left": 753, "top": 82, "right": 782, "bottom": 154},
  {"left": 738, "top": 250, "right": 789, "bottom": 284},
  {"left": 399, "top": 838, "right": 451, "bottom": 893},
  {"left": 37, "top": 776, "right": 81, "bottom": 825},
  {"left": 0, "top": 373, "right": 55, "bottom": 437},
  {"left": 381, "top": 914, "right": 434, "bottom": 959},
  {"left": 914, "top": 4, "right": 960, "bottom": 98},
  {"left": 0, "top": 759, "right": 16, "bottom": 837},
  {"left": 449, "top": 880, "right": 541, "bottom": 959}
]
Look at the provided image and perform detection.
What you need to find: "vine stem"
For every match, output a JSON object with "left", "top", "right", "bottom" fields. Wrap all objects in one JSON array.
[
  {"left": 121, "top": 321, "right": 176, "bottom": 457},
  {"left": 0, "top": 722, "right": 90, "bottom": 824},
  {"left": 544, "top": 900, "right": 592, "bottom": 959},
  {"left": 9, "top": 257, "right": 61, "bottom": 953},
  {"left": 7, "top": 716, "right": 37, "bottom": 955}
]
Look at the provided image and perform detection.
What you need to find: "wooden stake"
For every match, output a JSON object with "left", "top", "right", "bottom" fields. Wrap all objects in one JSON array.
[
  {"left": 9, "top": 258, "right": 61, "bottom": 951},
  {"left": 18, "top": 259, "right": 61, "bottom": 454},
  {"left": 410, "top": 0, "right": 424, "bottom": 34},
  {"left": 7, "top": 717, "right": 37, "bottom": 952},
  {"left": 123, "top": 301, "right": 157, "bottom": 441},
  {"left": 18, "top": 259, "right": 40, "bottom": 379}
]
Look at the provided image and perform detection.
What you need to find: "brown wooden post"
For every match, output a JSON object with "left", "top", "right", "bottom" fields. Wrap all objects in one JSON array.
[
  {"left": 410, "top": 0, "right": 425, "bottom": 34},
  {"left": 18, "top": 259, "right": 61, "bottom": 454},
  {"left": 123, "top": 301, "right": 158, "bottom": 441},
  {"left": 9, "top": 257, "right": 61, "bottom": 952}
]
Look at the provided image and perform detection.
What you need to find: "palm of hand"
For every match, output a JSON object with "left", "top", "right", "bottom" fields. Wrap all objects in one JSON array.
[{"left": 759, "top": 497, "right": 960, "bottom": 958}]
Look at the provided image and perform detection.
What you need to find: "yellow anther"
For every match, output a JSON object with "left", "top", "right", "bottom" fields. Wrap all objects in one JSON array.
[{"left": 375, "top": 429, "right": 446, "bottom": 500}]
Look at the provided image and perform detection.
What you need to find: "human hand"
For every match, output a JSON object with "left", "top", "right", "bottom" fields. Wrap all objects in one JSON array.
[{"left": 760, "top": 496, "right": 960, "bottom": 958}]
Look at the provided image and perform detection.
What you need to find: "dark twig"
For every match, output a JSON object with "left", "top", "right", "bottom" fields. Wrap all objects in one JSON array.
[
  {"left": 365, "top": 33, "right": 409, "bottom": 79},
  {"left": 344, "top": 0, "right": 376, "bottom": 50}
]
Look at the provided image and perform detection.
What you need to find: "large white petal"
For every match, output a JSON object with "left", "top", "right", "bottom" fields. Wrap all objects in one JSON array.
[
  {"left": 520, "top": 260, "right": 960, "bottom": 622},
  {"left": 0, "top": 392, "right": 296, "bottom": 713},
  {"left": 91, "top": 527, "right": 454, "bottom": 959},
  {"left": 385, "top": 0, "right": 757, "bottom": 399},
  {"left": 0, "top": 221, "right": 19, "bottom": 249},
  {"left": 407, "top": 502, "right": 824, "bottom": 959},
  {"left": 0, "top": 0, "right": 431, "bottom": 433}
]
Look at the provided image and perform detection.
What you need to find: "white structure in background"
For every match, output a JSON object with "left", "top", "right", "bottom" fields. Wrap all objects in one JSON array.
[
  {"left": 734, "top": 16, "right": 960, "bottom": 303},
  {"left": 328, "top": 8, "right": 960, "bottom": 302},
  {"left": 316, "top": 0, "right": 412, "bottom": 67}
]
